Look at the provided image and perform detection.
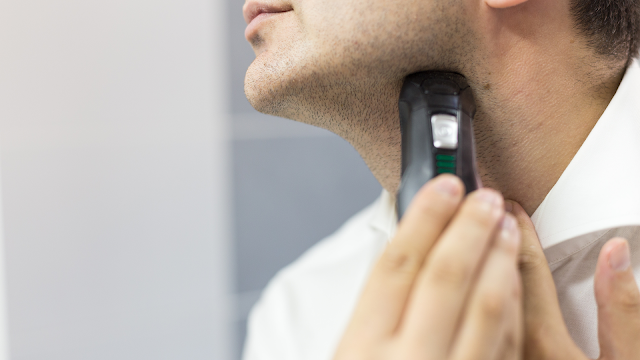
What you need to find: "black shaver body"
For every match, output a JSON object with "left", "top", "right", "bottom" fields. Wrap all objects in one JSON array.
[{"left": 396, "top": 72, "right": 481, "bottom": 219}]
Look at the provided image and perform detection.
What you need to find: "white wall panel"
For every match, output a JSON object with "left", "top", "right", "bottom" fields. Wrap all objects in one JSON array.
[{"left": 0, "top": 0, "right": 231, "bottom": 359}]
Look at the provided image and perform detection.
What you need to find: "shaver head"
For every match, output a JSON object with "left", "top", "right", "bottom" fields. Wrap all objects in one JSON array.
[{"left": 396, "top": 72, "right": 482, "bottom": 220}]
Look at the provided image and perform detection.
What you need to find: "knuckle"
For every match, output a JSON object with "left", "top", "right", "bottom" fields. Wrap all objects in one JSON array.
[
  {"left": 379, "top": 246, "right": 422, "bottom": 276},
  {"left": 428, "top": 258, "right": 472, "bottom": 288},
  {"left": 461, "top": 201, "right": 499, "bottom": 229},
  {"left": 613, "top": 286, "right": 640, "bottom": 315},
  {"left": 518, "top": 246, "right": 547, "bottom": 274},
  {"left": 479, "top": 290, "right": 506, "bottom": 320}
]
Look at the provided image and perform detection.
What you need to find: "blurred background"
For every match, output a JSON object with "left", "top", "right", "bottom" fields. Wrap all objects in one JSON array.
[
  {"left": 226, "top": 0, "right": 382, "bottom": 356},
  {"left": 0, "top": 0, "right": 381, "bottom": 359}
]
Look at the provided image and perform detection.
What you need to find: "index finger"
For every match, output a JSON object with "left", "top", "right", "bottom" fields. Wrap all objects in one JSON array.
[
  {"left": 509, "top": 201, "right": 575, "bottom": 359},
  {"left": 344, "top": 175, "right": 464, "bottom": 341},
  {"left": 401, "top": 188, "right": 505, "bottom": 354}
]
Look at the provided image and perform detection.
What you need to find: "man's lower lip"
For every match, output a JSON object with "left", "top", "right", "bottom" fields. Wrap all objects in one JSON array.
[{"left": 245, "top": 11, "right": 288, "bottom": 42}]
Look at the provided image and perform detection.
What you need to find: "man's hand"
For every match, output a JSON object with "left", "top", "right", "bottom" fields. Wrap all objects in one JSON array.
[
  {"left": 509, "top": 201, "right": 640, "bottom": 360},
  {"left": 333, "top": 175, "right": 523, "bottom": 360}
]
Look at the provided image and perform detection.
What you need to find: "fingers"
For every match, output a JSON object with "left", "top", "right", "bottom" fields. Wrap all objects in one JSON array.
[
  {"left": 346, "top": 175, "right": 464, "bottom": 340},
  {"left": 449, "top": 214, "right": 523, "bottom": 360},
  {"left": 595, "top": 238, "right": 640, "bottom": 360},
  {"left": 499, "top": 290, "right": 523, "bottom": 360},
  {"left": 509, "top": 201, "right": 577, "bottom": 360},
  {"left": 401, "top": 188, "right": 505, "bottom": 355}
]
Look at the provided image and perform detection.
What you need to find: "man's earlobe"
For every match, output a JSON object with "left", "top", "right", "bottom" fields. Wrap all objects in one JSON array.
[{"left": 485, "top": 0, "right": 528, "bottom": 9}]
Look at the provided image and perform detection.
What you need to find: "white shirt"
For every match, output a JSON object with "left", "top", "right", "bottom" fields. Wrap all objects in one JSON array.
[{"left": 243, "top": 60, "right": 640, "bottom": 360}]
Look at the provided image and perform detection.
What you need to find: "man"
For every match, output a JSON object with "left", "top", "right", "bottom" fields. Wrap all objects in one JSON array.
[{"left": 242, "top": 0, "right": 640, "bottom": 358}]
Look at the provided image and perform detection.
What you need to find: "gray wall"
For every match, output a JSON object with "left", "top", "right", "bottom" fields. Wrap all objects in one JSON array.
[
  {"left": 0, "top": 1, "right": 233, "bottom": 359},
  {"left": 227, "top": 0, "right": 383, "bottom": 356}
]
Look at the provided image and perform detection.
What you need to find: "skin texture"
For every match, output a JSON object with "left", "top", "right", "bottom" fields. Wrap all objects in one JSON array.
[
  {"left": 333, "top": 176, "right": 523, "bottom": 360},
  {"left": 244, "top": 0, "right": 626, "bottom": 214},
  {"left": 243, "top": 0, "right": 640, "bottom": 358}
]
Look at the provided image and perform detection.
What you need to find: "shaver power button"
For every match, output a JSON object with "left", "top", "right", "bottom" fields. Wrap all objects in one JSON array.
[{"left": 431, "top": 114, "right": 458, "bottom": 150}]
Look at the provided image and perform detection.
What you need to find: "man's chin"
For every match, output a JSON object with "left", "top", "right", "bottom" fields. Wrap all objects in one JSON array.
[
  {"left": 244, "top": 79, "right": 288, "bottom": 118},
  {"left": 243, "top": 59, "right": 309, "bottom": 120}
]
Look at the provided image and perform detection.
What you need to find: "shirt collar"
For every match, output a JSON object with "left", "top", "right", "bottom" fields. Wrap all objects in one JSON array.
[
  {"left": 371, "top": 60, "right": 640, "bottom": 248},
  {"left": 369, "top": 189, "right": 397, "bottom": 241},
  {"left": 531, "top": 59, "right": 640, "bottom": 249}
]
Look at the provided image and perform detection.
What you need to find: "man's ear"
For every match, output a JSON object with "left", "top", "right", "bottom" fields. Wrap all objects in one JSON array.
[{"left": 485, "top": 0, "right": 529, "bottom": 9}]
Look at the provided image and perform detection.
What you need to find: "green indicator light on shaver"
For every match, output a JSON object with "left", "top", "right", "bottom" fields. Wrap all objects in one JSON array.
[
  {"left": 437, "top": 168, "right": 456, "bottom": 174},
  {"left": 436, "top": 161, "right": 456, "bottom": 169},
  {"left": 436, "top": 154, "right": 456, "bottom": 162}
]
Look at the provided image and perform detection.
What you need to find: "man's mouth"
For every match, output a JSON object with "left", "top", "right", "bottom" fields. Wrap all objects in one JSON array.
[{"left": 243, "top": 1, "right": 293, "bottom": 42}]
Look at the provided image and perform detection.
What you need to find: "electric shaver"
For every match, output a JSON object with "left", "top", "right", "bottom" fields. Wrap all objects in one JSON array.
[{"left": 396, "top": 72, "right": 482, "bottom": 220}]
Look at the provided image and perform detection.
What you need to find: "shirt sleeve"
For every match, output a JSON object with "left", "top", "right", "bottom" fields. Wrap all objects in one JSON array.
[
  {"left": 241, "top": 195, "right": 388, "bottom": 360},
  {"left": 242, "top": 276, "right": 300, "bottom": 360}
]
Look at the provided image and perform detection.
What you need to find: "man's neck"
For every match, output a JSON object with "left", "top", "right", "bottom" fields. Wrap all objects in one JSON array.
[
  {"left": 349, "top": 25, "right": 626, "bottom": 216},
  {"left": 345, "top": 57, "right": 625, "bottom": 217},
  {"left": 465, "top": 51, "right": 625, "bottom": 214}
]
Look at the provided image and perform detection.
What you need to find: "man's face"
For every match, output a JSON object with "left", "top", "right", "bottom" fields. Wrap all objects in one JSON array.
[{"left": 243, "top": 0, "right": 477, "bottom": 126}]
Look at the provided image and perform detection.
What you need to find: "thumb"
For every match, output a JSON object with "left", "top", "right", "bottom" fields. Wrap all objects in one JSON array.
[
  {"left": 508, "top": 201, "right": 579, "bottom": 359},
  {"left": 595, "top": 238, "right": 640, "bottom": 360}
]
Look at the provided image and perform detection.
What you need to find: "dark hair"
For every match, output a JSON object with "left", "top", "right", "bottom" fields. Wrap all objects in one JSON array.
[{"left": 571, "top": 0, "right": 640, "bottom": 62}]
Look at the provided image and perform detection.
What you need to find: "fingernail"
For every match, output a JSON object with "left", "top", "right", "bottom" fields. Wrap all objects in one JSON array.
[
  {"left": 434, "top": 176, "right": 461, "bottom": 197},
  {"left": 500, "top": 215, "right": 516, "bottom": 231},
  {"left": 476, "top": 189, "right": 503, "bottom": 216},
  {"left": 499, "top": 215, "right": 519, "bottom": 247},
  {"left": 505, "top": 201, "right": 513, "bottom": 213},
  {"left": 609, "top": 240, "right": 631, "bottom": 272}
]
